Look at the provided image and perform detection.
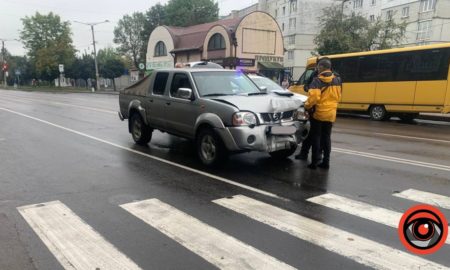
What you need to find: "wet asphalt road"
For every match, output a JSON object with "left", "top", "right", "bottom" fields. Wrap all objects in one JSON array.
[{"left": 0, "top": 89, "right": 449, "bottom": 270}]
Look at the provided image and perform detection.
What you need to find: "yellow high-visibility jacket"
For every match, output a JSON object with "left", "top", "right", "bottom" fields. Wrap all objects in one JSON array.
[{"left": 304, "top": 70, "right": 342, "bottom": 122}]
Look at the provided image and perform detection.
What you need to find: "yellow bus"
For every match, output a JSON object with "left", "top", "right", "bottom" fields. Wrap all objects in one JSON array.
[{"left": 289, "top": 43, "right": 450, "bottom": 121}]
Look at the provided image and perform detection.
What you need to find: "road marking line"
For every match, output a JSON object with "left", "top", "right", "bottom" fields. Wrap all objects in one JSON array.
[
  {"left": 374, "top": 133, "right": 450, "bottom": 144},
  {"left": 0, "top": 107, "right": 285, "bottom": 200},
  {"left": 393, "top": 189, "right": 450, "bottom": 210},
  {"left": 0, "top": 94, "right": 116, "bottom": 114},
  {"left": 307, "top": 193, "right": 450, "bottom": 245},
  {"left": 334, "top": 128, "right": 450, "bottom": 144},
  {"left": 18, "top": 201, "right": 142, "bottom": 270},
  {"left": 120, "top": 198, "right": 296, "bottom": 270},
  {"left": 213, "top": 195, "right": 447, "bottom": 270},
  {"left": 333, "top": 147, "right": 450, "bottom": 172}
]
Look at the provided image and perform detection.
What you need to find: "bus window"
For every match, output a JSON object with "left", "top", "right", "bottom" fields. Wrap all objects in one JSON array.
[
  {"left": 358, "top": 55, "right": 379, "bottom": 82},
  {"left": 378, "top": 53, "right": 399, "bottom": 82},
  {"left": 334, "top": 57, "right": 359, "bottom": 82}
]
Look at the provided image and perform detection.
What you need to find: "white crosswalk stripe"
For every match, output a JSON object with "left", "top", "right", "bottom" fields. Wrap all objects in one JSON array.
[
  {"left": 307, "top": 193, "right": 450, "bottom": 245},
  {"left": 120, "top": 198, "right": 296, "bottom": 270},
  {"left": 17, "top": 201, "right": 142, "bottom": 270},
  {"left": 213, "top": 195, "right": 448, "bottom": 270},
  {"left": 393, "top": 189, "right": 450, "bottom": 210}
]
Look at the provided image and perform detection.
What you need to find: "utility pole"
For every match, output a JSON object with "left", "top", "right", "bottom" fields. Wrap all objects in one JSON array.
[
  {"left": 0, "top": 38, "right": 18, "bottom": 88},
  {"left": 73, "top": 20, "right": 109, "bottom": 91},
  {"left": 1, "top": 40, "right": 5, "bottom": 87}
]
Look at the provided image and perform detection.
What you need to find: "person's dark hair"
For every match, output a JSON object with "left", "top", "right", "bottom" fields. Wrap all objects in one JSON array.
[{"left": 317, "top": 58, "right": 332, "bottom": 70}]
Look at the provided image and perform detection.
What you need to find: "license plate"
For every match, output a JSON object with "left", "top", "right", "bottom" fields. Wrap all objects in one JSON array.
[{"left": 270, "top": 125, "right": 296, "bottom": 135}]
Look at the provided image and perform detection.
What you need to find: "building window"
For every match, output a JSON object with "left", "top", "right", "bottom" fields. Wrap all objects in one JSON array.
[
  {"left": 402, "top": 6, "right": 409, "bottom": 17},
  {"left": 354, "top": 0, "right": 363, "bottom": 9},
  {"left": 288, "top": 51, "right": 294, "bottom": 60},
  {"left": 417, "top": 20, "right": 432, "bottom": 40},
  {"left": 282, "top": 6, "right": 286, "bottom": 15},
  {"left": 275, "top": 9, "right": 278, "bottom": 17},
  {"left": 386, "top": 10, "right": 393, "bottom": 20},
  {"left": 288, "top": 35, "right": 295, "bottom": 45},
  {"left": 370, "top": 15, "right": 375, "bottom": 22},
  {"left": 154, "top": 41, "right": 167, "bottom": 57},
  {"left": 208, "top": 33, "right": 226, "bottom": 50},
  {"left": 282, "top": 23, "right": 285, "bottom": 31},
  {"left": 289, "top": 18, "right": 296, "bottom": 29},
  {"left": 371, "top": 0, "right": 376, "bottom": 6},
  {"left": 289, "top": 0, "right": 297, "bottom": 13},
  {"left": 420, "top": 0, "right": 435, "bottom": 12}
]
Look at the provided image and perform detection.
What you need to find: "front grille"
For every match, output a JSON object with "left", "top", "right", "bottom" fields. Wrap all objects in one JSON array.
[{"left": 260, "top": 110, "right": 295, "bottom": 123}]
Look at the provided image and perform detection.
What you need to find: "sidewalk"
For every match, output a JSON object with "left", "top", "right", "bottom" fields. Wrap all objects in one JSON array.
[{"left": 0, "top": 87, "right": 120, "bottom": 95}]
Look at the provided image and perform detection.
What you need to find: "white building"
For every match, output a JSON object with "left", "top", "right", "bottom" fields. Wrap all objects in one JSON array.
[
  {"left": 258, "top": 0, "right": 336, "bottom": 79},
  {"left": 344, "top": 0, "right": 450, "bottom": 46}
]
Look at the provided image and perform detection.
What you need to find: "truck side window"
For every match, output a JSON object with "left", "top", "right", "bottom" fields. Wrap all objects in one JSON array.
[
  {"left": 153, "top": 72, "right": 169, "bottom": 95},
  {"left": 170, "top": 73, "right": 192, "bottom": 97}
]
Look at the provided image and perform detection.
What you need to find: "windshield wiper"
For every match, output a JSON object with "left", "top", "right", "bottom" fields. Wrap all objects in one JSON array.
[
  {"left": 247, "top": 92, "right": 268, "bottom": 96},
  {"left": 202, "top": 93, "right": 234, "bottom": 97}
]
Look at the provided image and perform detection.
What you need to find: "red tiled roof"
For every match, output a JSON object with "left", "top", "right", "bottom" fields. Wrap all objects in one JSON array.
[{"left": 165, "top": 17, "right": 242, "bottom": 52}]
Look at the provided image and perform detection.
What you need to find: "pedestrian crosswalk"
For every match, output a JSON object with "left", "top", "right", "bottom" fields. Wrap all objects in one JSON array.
[{"left": 17, "top": 188, "right": 450, "bottom": 270}]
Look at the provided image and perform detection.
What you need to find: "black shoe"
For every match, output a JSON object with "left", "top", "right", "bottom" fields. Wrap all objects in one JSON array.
[
  {"left": 307, "top": 163, "right": 317, "bottom": 170},
  {"left": 295, "top": 153, "right": 308, "bottom": 160},
  {"left": 317, "top": 162, "right": 330, "bottom": 170}
]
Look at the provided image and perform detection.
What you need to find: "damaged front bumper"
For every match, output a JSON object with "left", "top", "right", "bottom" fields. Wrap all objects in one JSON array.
[{"left": 216, "top": 120, "right": 309, "bottom": 153}]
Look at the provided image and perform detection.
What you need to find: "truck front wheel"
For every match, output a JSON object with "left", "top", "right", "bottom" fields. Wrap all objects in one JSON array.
[
  {"left": 130, "top": 113, "right": 152, "bottom": 145},
  {"left": 196, "top": 128, "right": 227, "bottom": 166}
]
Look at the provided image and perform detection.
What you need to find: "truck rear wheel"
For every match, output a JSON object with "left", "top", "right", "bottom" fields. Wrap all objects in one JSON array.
[
  {"left": 196, "top": 128, "right": 227, "bottom": 166},
  {"left": 130, "top": 113, "right": 152, "bottom": 145}
]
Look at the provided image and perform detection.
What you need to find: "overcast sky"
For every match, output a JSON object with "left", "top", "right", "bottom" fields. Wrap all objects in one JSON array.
[{"left": 0, "top": 0, "right": 258, "bottom": 56}]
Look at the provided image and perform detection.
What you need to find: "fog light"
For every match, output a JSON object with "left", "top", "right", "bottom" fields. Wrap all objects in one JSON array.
[{"left": 247, "top": 135, "right": 256, "bottom": 144}]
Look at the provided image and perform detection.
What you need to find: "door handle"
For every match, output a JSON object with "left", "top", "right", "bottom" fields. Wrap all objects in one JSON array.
[
  {"left": 149, "top": 99, "right": 153, "bottom": 103},
  {"left": 166, "top": 102, "right": 171, "bottom": 106}
]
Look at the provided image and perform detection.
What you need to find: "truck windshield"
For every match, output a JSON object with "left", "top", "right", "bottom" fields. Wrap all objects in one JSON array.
[{"left": 192, "top": 71, "right": 261, "bottom": 97}]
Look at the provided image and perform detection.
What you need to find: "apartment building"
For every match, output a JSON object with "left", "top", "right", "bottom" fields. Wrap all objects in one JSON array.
[
  {"left": 258, "top": 0, "right": 335, "bottom": 79},
  {"left": 345, "top": 0, "right": 450, "bottom": 46}
]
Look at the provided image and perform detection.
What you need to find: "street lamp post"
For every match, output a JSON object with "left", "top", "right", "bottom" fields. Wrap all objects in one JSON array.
[{"left": 73, "top": 20, "right": 109, "bottom": 91}]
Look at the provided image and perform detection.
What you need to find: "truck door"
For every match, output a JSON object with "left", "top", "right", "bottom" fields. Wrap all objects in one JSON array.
[
  {"left": 165, "top": 72, "right": 200, "bottom": 138},
  {"left": 147, "top": 72, "right": 170, "bottom": 129}
]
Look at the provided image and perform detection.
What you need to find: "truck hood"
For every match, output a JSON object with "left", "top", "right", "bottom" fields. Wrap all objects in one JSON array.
[{"left": 210, "top": 94, "right": 303, "bottom": 113}]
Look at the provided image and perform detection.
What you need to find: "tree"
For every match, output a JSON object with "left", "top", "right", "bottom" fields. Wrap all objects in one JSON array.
[
  {"left": 65, "top": 53, "right": 95, "bottom": 87},
  {"left": 164, "top": 0, "right": 219, "bottom": 27},
  {"left": 113, "top": 12, "right": 147, "bottom": 69},
  {"left": 20, "top": 12, "right": 76, "bottom": 82},
  {"left": 98, "top": 48, "right": 125, "bottom": 91},
  {"left": 142, "top": 3, "right": 167, "bottom": 53},
  {"left": 314, "top": 6, "right": 406, "bottom": 55}
]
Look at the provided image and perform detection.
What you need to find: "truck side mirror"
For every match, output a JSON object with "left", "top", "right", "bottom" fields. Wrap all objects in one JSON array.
[{"left": 177, "top": 88, "right": 194, "bottom": 100}]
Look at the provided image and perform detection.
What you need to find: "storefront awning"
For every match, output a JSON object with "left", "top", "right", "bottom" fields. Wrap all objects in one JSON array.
[{"left": 258, "top": 62, "right": 284, "bottom": 69}]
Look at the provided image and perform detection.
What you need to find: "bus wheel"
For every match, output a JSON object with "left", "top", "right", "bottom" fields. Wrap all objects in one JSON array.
[{"left": 369, "top": 105, "right": 389, "bottom": 121}]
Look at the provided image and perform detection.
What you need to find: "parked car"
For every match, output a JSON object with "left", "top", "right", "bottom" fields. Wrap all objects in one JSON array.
[{"left": 119, "top": 69, "right": 309, "bottom": 166}]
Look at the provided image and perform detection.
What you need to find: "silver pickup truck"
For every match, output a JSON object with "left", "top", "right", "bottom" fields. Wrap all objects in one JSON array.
[{"left": 119, "top": 69, "right": 309, "bottom": 166}]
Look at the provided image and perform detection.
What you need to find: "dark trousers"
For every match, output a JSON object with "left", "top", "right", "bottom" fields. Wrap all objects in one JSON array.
[
  {"left": 310, "top": 118, "right": 333, "bottom": 165},
  {"left": 299, "top": 126, "right": 312, "bottom": 155}
]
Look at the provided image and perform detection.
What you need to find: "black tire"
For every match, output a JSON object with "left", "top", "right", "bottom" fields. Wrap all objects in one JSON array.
[
  {"left": 369, "top": 105, "right": 389, "bottom": 121},
  {"left": 130, "top": 113, "right": 152, "bottom": 145},
  {"left": 269, "top": 145, "right": 298, "bottom": 159},
  {"left": 399, "top": 113, "right": 419, "bottom": 122},
  {"left": 196, "top": 128, "right": 227, "bottom": 166}
]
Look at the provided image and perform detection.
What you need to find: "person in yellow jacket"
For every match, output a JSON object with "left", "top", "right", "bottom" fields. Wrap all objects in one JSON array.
[{"left": 304, "top": 58, "right": 342, "bottom": 169}]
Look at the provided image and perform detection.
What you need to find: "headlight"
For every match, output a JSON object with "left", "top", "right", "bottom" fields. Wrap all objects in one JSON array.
[
  {"left": 296, "top": 107, "right": 309, "bottom": 121},
  {"left": 232, "top": 112, "right": 257, "bottom": 126}
]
